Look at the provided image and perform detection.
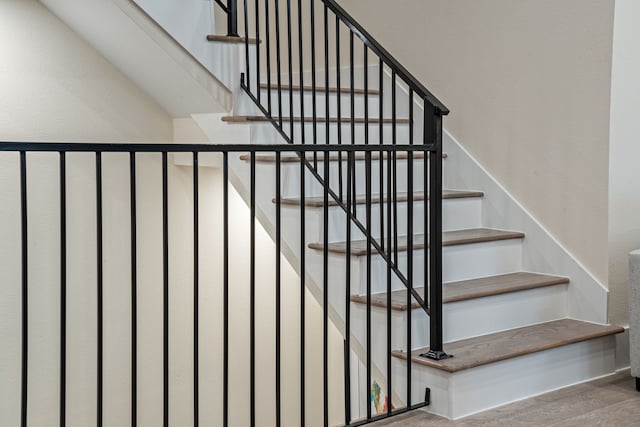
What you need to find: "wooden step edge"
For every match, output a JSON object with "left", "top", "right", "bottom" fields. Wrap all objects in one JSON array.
[
  {"left": 259, "top": 83, "right": 380, "bottom": 95},
  {"left": 392, "top": 319, "right": 624, "bottom": 373},
  {"left": 308, "top": 228, "right": 526, "bottom": 256},
  {"left": 239, "top": 152, "right": 448, "bottom": 162},
  {"left": 275, "top": 190, "right": 484, "bottom": 207},
  {"left": 222, "top": 115, "right": 411, "bottom": 124},
  {"left": 350, "top": 272, "right": 570, "bottom": 311},
  {"left": 206, "top": 35, "right": 260, "bottom": 44}
]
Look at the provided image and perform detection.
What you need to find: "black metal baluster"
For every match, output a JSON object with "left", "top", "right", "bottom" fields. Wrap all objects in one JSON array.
[
  {"left": 365, "top": 151, "right": 372, "bottom": 422},
  {"left": 349, "top": 31, "right": 356, "bottom": 219},
  {"left": 336, "top": 17, "right": 343, "bottom": 201},
  {"left": 344, "top": 150, "right": 352, "bottom": 425},
  {"left": 323, "top": 146, "right": 329, "bottom": 427},
  {"left": 193, "top": 153, "right": 200, "bottom": 427},
  {"left": 324, "top": 3, "right": 329, "bottom": 148},
  {"left": 223, "top": 152, "right": 230, "bottom": 427},
  {"left": 310, "top": 0, "right": 318, "bottom": 170},
  {"left": 130, "top": 152, "right": 138, "bottom": 427},
  {"left": 20, "top": 151, "right": 28, "bottom": 427},
  {"left": 162, "top": 152, "right": 169, "bottom": 427},
  {"left": 60, "top": 152, "right": 66, "bottom": 427},
  {"left": 406, "top": 147, "right": 413, "bottom": 407},
  {"left": 379, "top": 60, "right": 384, "bottom": 251},
  {"left": 274, "top": 0, "right": 283, "bottom": 127},
  {"left": 364, "top": 46, "right": 368, "bottom": 147},
  {"left": 386, "top": 142, "right": 393, "bottom": 418},
  {"left": 244, "top": 0, "right": 250, "bottom": 93},
  {"left": 297, "top": 0, "right": 305, "bottom": 147},
  {"left": 275, "top": 152, "right": 282, "bottom": 427},
  {"left": 299, "top": 152, "right": 306, "bottom": 427},
  {"left": 391, "top": 72, "right": 398, "bottom": 267},
  {"left": 286, "top": 0, "right": 293, "bottom": 140},
  {"left": 265, "top": 0, "right": 272, "bottom": 115},
  {"left": 255, "top": 0, "right": 261, "bottom": 104},
  {"left": 423, "top": 105, "right": 429, "bottom": 308},
  {"left": 250, "top": 153, "right": 256, "bottom": 427},
  {"left": 96, "top": 152, "right": 104, "bottom": 427}
]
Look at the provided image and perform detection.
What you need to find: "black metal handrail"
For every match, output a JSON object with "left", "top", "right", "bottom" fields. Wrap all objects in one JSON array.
[{"left": 3, "top": 142, "right": 436, "bottom": 427}]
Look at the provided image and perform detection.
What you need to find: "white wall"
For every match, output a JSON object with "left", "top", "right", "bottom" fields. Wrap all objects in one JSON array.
[
  {"left": 0, "top": 0, "right": 173, "bottom": 142},
  {"left": 608, "top": 0, "right": 640, "bottom": 326}
]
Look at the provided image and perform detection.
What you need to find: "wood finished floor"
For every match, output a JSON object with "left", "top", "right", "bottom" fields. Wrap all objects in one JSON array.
[{"left": 371, "top": 370, "right": 639, "bottom": 426}]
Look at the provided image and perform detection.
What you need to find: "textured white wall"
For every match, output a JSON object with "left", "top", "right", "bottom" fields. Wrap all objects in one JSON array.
[{"left": 608, "top": 0, "right": 640, "bottom": 326}]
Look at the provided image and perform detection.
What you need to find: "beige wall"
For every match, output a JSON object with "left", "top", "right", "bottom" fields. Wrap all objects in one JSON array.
[{"left": 338, "top": 0, "right": 615, "bottom": 286}]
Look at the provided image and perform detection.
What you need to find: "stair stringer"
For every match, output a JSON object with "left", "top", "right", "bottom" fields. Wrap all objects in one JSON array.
[{"left": 442, "top": 130, "right": 608, "bottom": 325}]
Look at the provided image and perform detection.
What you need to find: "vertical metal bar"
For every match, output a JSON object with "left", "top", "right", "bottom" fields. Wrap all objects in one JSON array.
[
  {"left": 193, "top": 153, "right": 200, "bottom": 427},
  {"left": 255, "top": 0, "right": 261, "bottom": 104},
  {"left": 265, "top": 0, "right": 272, "bottom": 115},
  {"left": 385, "top": 154, "right": 392, "bottom": 415},
  {"left": 223, "top": 153, "right": 230, "bottom": 427},
  {"left": 250, "top": 152, "right": 256, "bottom": 427},
  {"left": 406, "top": 147, "right": 413, "bottom": 407},
  {"left": 324, "top": 3, "right": 329, "bottom": 148},
  {"left": 379, "top": 60, "right": 384, "bottom": 251},
  {"left": 286, "top": 0, "right": 293, "bottom": 140},
  {"left": 299, "top": 152, "right": 306, "bottom": 427},
  {"left": 310, "top": 0, "right": 318, "bottom": 169},
  {"left": 130, "top": 152, "right": 137, "bottom": 427},
  {"left": 275, "top": 152, "right": 282, "bottom": 427},
  {"left": 274, "top": 0, "right": 283, "bottom": 127},
  {"left": 60, "top": 152, "right": 67, "bottom": 427},
  {"left": 20, "top": 151, "right": 28, "bottom": 427},
  {"left": 322, "top": 145, "right": 329, "bottom": 427},
  {"left": 96, "top": 152, "right": 104, "bottom": 427},
  {"left": 162, "top": 152, "right": 169, "bottom": 427},
  {"left": 336, "top": 17, "right": 343, "bottom": 202},
  {"left": 365, "top": 151, "right": 372, "bottom": 421},
  {"left": 364, "top": 46, "right": 368, "bottom": 147},
  {"left": 391, "top": 72, "right": 398, "bottom": 267},
  {"left": 428, "top": 114, "right": 446, "bottom": 357},
  {"left": 227, "top": 0, "right": 239, "bottom": 36},
  {"left": 344, "top": 150, "right": 352, "bottom": 425},
  {"left": 243, "top": 0, "right": 250, "bottom": 92},
  {"left": 423, "top": 105, "right": 429, "bottom": 307},
  {"left": 297, "top": 0, "right": 305, "bottom": 147},
  {"left": 349, "top": 32, "right": 356, "bottom": 218}
]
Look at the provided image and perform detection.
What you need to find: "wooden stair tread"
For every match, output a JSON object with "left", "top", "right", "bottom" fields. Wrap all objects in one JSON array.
[
  {"left": 259, "top": 83, "right": 380, "bottom": 95},
  {"left": 222, "top": 116, "right": 410, "bottom": 124},
  {"left": 350, "top": 272, "right": 570, "bottom": 310},
  {"left": 276, "top": 190, "right": 483, "bottom": 207},
  {"left": 206, "top": 35, "right": 259, "bottom": 44},
  {"left": 308, "top": 228, "right": 525, "bottom": 256},
  {"left": 392, "top": 319, "right": 623, "bottom": 373},
  {"left": 239, "top": 152, "right": 447, "bottom": 162}
]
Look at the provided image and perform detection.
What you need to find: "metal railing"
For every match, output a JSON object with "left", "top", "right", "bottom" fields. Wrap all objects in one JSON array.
[
  {"left": 234, "top": 0, "right": 450, "bottom": 362},
  {"left": 3, "top": 142, "right": 440, "bottom": 427}
]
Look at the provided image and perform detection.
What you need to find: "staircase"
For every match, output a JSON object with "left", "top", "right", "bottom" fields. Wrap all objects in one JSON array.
[{"left": 202, "top": 0, "right": 623, "bottom": 424}]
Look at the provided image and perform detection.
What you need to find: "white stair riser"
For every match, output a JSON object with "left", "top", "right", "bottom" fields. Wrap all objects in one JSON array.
[
  {"left": 317, "top": 197, "right": 482, "bottom": 242},
  {"left": 247, "top": 120, "right": 420, "bottom": 146},
  {"left": 274, "top": 159, "right": 431, "bottom": 198},
  {"left": 350, "top": 239, "right": 523, "bottom": 295},
  {"left": 354, "top": 283, "right": 568, "bottom": 352},
  {"left": 392, "top": 336, "right": 617, "bottom": 419}
]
